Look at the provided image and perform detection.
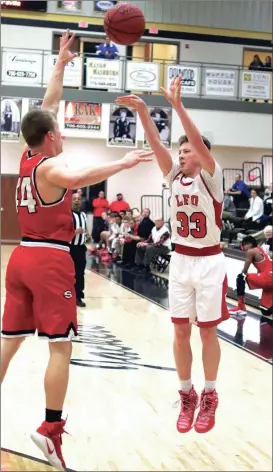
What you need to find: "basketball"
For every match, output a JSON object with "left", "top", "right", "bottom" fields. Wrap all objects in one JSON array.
[{"left": 104, "top": 3, "right": 145, "bottom": 45}]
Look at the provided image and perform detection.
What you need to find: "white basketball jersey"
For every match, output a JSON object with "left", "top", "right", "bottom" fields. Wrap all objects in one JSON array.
[{"left": 166, "top": 162, "right": 224, "bottom": 248}]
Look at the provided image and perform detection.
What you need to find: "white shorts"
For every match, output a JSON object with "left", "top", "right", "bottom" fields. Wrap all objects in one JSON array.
[{"left": 169, "top": 251, "right": 229, "bottom": 327}]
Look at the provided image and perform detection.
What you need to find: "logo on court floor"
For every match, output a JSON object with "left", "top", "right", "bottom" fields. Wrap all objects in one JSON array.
[
  {"left": 71, "top": 324, "right": 175, "bottom": 372},
  {"left": 63, "top": 290, "right": 73, "bottom": 299}
]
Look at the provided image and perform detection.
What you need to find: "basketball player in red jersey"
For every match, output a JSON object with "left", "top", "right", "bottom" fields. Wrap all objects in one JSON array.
[
  {"left": 1, "top": 30, "right": 153, "bottom": 470},
  {"left": 229, "top": 236, "right": 273, "bottom": 317},
  {"left": 116, "top": 75, "right": 229, "bottom": 434}
]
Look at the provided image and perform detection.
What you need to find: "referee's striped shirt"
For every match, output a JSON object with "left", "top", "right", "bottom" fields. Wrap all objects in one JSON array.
[{"left": 71, "top": 211, "right": 88, "bottom": 246}]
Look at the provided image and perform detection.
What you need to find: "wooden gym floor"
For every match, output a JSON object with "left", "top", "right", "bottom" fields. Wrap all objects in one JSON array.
[{"left": 1, "top": 245, "right": 272, "bottom": 471}]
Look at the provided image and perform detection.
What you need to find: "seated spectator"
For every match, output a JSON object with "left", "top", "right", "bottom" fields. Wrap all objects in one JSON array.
[
  {"left": 264, "top": 182, "right": 273, "bottom": 215},
  {"left": 98, "top": 213, "right": 115, "bottom": 249},
  {"left": 126, "top": 209, "right": 133, "bottom": 218},
  {"left": 115, "top": 218, "right": 140, "bottom": 265},
  {"left": 135, "top": 217, "right": 171, "bottom": 273},
  {"left": 108, "top": 214, "right": 123, "bottom": 254},
  {"left": 227, "top": 174, "right": 250, "bottom": 216},
  {"left": 244, "top": 189, "right": 264, "bottom": 229},
  {"left": 137, "top": 208, "right": 155, "bottom": 239},
  {"left": 109, "top": 193, "right": 130, "bottom": 213},
  {"left": 96, "top": 37, "right": 119, "bottom": 60},
  {"left": 261, "top": 225, "right": 273, "bottom": 256},
  {"left": 222, "top": 193, "right": 237, "bottom": 220},
  {"left": 119, "top": 210, "right": 126, "bottom": 218}
]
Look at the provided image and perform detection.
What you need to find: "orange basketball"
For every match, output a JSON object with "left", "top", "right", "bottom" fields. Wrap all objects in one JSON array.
[{"left": 104, "top": 3, "right": 145, "bottom": 45}]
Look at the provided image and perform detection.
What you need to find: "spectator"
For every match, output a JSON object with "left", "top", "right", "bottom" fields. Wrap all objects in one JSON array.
[
  {"left": 263, "top": 56, "right": 272, "bottom": 71},
  {"left": 248, "top": 54, "right": 263, "bottom": 70},
  {"left": 263, "top": 182, "right": 273, "bottom": 215},
  {"left": 261, "top": 225, "right": 273, "bottom": 255},
  {"left": 108, "top": 214, "right": 123, "bottom": 254},
  {"left": 109, "top": 193, "right": 130, "bottom": 213},
  {"left": 118, "top": 218, "right": 141, "bottom": 267},
  {"left": 92, "top": 191, "right": 109, "bottom": 243},
  {"left": 135, "top": 217, "right": 171, "bottom": 273},
  {"left": 137, "top": 208, "right": 155, "bottom": 239},
  {"left": 222, "top": 194, "right": 237, "bottom": 220},
  {"left": 126, "top": 209, "right": 133, "bottom": 218},
  {"left": 227, "top": 174, "right": 250, "bottom": 216},
  {"left": 96, "top": 37, "right": 119, "bottom": 60},
  {"left": 244, "top": 189, "right": 264, "bottom": 228}
]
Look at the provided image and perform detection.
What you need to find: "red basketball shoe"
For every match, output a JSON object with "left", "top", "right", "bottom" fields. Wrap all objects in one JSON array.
[
  {"left": 229, "top": 297, "right": 247, "bottom": 316},
  {"left": 194, "top": 389, "right": 218, "bottom": 433},
  {"left": 30, "top": 419, "right": 67, "bottom": 471},
  {"left": 174, "top": 386, "right": 199, "bottom": 433}
]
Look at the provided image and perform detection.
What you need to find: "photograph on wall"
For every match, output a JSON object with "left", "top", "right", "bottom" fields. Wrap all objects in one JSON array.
[
  {"left": 28, "top": 99, "right": 43, "bottom": 111},
  {"left": 64, "top": 101, "right": 101, "bottom": 131},
  {"left": 57, "top": 1, "right": 82, "bottom": 11},
  {"left": 108, "top": 104, "right": 137, "bottom": 148},
  {"left": 144, "top": 107, "right": 172, "bottom": 150},
  {"left": 93, "top": 0, "right": 118, "bottom": 13},
  {"left": 1, "top": 97, "right": 22, "bottom": 142}
]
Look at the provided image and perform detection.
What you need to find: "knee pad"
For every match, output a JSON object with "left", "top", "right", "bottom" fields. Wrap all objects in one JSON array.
[{"left": 236, "top": 273, "right": 246, "bottom": 297}]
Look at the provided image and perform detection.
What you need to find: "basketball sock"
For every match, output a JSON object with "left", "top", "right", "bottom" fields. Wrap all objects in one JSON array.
[
  {"left": 180, "top": 379, "right": 192, "bottom": 393},
  {"left": 45, "top": 408, "right": 62, "bottom": 423},
  {"left": 205, "top": 380, "right": 216, "bottom": 393}
]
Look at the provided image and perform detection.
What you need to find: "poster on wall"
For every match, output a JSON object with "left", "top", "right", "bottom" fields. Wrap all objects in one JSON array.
[
  {"left": 144, "top": 107, "right": 172, "bottom": 150},
  {"left": 166, "top": 65, "right": 199, "bottom": 95},
  {"left": 64, "top": 101, "right": 102, "bottom": 131},
  {"left": 1, "top": 97, "right": 22, "bottom": 142},
  {"left": 28, "top": 99, "right": 43, "bottom": 111},
  {"left": 86, "top": 58, "right": 121, "bottom": 89},
  {"left": 1, "top": 51, "right": 42, "bottom": 86},
  {"left": 126, "top": 61, "right": 159, "bottom": 92},
  {"left": 241, "top": 71, "right": 271, "bottom": 100},
  {"left": 43, "top": 55, "right": 82, "bottom": 87},
  {"left": 204, "top": 69, "right": 236, "bottom": 97},
  {"left": 93, "top": 0, "right": 118, "bottom": 13},
  {"left": 107, "top": 104, "right": 137, "bottom": 148}
]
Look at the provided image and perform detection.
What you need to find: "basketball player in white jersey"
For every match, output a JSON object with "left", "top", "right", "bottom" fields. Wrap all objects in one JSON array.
[{"left": 116, "top": 75, "right": 229, "bottom": 434}]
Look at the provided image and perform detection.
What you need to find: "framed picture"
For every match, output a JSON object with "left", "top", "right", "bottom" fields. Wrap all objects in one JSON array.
[
  {"left": 93, "top": 0, "right": 118, "bottom": 13},
  {"left": 57, "top": 1, "right": 82, "bottom": 11}
]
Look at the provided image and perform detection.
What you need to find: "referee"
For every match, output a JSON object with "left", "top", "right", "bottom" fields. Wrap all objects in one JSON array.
[{"left": 71, "top": 193, "right": 90, "bottom": 308}]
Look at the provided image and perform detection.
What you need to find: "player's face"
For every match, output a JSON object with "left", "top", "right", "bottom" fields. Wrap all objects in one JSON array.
[
  {"left": 242, "top": 243, "right": 252, "bottom": 251},
  {"left": 178, "top": 143, "right": 200, "bottom": 175}
]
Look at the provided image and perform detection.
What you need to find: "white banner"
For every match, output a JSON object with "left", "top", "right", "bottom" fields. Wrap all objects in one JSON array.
[
  {"left": 241, "top": 71, "right": 271, "bottom": 100},
  {"left": 205, "top": 69, "right": 236, "bottom": 96},
  {"left": 1, "top": 51, "right": 42, "bottom": 86},
  {"left": 166, "top": 65, "right": 199, "bottom": 94},
  {"left": 126, "top": 61, "right": 159, "bottom": 92},
  {"left": 86, "top": 58, "right": 121, "bottom": 89},
  {"left": 43, "top": 55, "right": 82, "bottom": 87}
]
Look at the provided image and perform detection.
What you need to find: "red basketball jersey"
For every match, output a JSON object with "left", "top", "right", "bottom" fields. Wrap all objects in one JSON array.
[
  {"left": 16, "top": 149, "right": 74, "bottom": 243},
  {"left": 253, "top": 247, "right": 272, "bottom": 273}
]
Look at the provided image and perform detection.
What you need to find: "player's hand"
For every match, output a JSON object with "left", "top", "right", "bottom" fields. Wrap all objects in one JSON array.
[
  {"left": 121, "top": 149, "right": 154, "bottom": 169},
  {"left": 160, "top": 75, "right": 182, "bottom": 108},
  {"left": 58, "top": 29, "right": 78, "bottom": 65},
  {"left": 115, "top": 95, "right": 146, "bottom": 111}
]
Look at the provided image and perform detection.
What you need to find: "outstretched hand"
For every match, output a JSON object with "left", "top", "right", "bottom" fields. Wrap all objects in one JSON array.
[
  {"left": 160, "top": 75, "right": 182, "bottom": 108},
  {"left": 58, "top": 29, "right": 78, "bottom": 65},
  {"left": 121, "top": 149, "right": 154, "bottom": 169},
  {"left": 115, "top": 95, "right": 146, "bottom": 111}
]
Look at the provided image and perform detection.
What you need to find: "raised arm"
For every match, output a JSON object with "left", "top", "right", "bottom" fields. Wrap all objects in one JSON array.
[
  {"left": 115, "top": 96, "right": 172, "bottom": 175},
  {"left": 161, "top": 75, "right": 215, "bottom": 176},
  {"left": 42, "top": 30, "right": 78, "bottom": 115},
  {"left": 40, "top": 150, "right": 153, "bottom": 189}
]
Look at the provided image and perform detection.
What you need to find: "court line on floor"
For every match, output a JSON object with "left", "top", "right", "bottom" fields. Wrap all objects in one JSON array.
[
  {"left": 88, "top": 267, "right": 272, "bottom": 365},
  {"left": 1, "top": 447, "right": 76, "bottom": 472}
]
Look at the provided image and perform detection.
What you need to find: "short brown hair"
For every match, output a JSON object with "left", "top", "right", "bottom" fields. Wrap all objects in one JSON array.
[
  {"left": 21, "top": 109, "right": 56, "bottom": 147},
  {"left": 178, "top": 135, "right": 211, "bottom": 151}
]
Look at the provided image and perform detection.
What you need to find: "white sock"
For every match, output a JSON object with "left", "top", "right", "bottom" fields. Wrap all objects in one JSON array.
[
  {"left": 180, "top": 379, "right": 192, "bottom": 393},
  {"left": 205, "top": 380, "right": 216, "bottom": 393}
]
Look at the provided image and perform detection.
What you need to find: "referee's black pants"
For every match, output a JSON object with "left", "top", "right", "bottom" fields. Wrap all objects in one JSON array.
[{"left": 70, "top": 245, "right": 87, "bottom": 300}]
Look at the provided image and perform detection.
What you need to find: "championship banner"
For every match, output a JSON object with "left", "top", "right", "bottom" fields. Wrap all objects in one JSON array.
[
  {"left": 144, "top": 107, "right": 172, "bottom": 150},
  {"left": 108, "top": 104, "right": 137, "bottom": 148},
  {"left": 205, "top": 69, "right": 236, "bottom": 97},
  {"left": 43, "top": 55, "right": 82, "bottom": 87},
  {"left": 64, "top": 102, "right": 101, "bottom": 131},
  {"left": 1, "top": 97, "right": 22, "bottom": 142},
  {"left": 166, "top": 65, "right": 199, "bottom": 95},
  {"left": 28, "top": 99, "right": 43, "bottom": 111},
  {"left": 1, "top": 51, "right": 42, "bottom": 86},
  {"left": 126, "top": 61, "right": 159, "bottom": 92},
  {"left": 241, "top": 71, "right": 271, "bottom": 100},
  {"left": 86, "top": 58, "right": 121, "bottom": 89}
]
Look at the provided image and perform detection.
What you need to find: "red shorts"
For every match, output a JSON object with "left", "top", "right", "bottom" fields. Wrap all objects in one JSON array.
[
  {"left": 246, "top": 272, "right": 273, "bottom": 310},
  {"left": 2, "top": 245, "right": 77, "bottom": 341}
]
